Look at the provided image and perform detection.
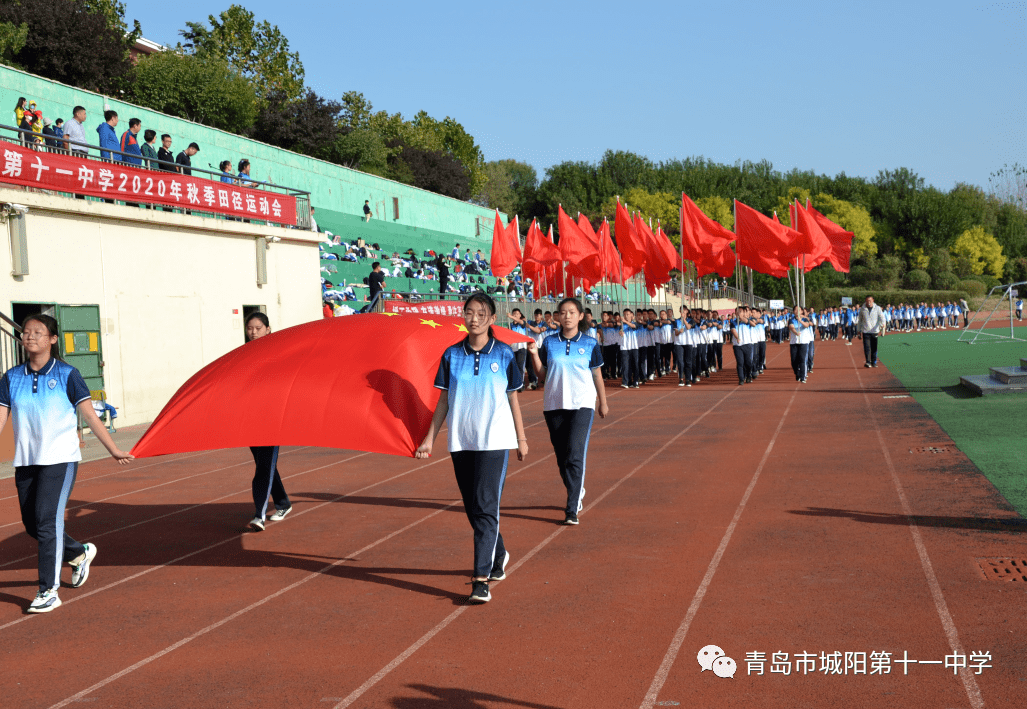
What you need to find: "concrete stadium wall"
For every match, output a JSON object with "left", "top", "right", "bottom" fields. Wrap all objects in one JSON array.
[
  {"left": 0, "top": 65, "right": 501, "bottom": 242},
  {"left": 0, "top": 186, "right": 321, "bottom": 426}
]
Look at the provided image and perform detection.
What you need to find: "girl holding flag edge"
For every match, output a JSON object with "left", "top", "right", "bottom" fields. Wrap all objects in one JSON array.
[
  {"left": 417, "top": 293, "right": 528, "bottom": 604},
  {"left": 527, "top": 297, "right": 609, "bottom": 526}
]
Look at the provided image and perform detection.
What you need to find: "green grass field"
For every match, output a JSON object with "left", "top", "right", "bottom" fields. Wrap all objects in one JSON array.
[{"left": 879, "top": 327, "right": 1027, "bottom": 516}]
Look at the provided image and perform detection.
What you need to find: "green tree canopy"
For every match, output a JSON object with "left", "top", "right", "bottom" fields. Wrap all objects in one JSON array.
[
  {"left": 131, "top": 51, "right": 257, "bottom": 134},
  {"left": 181, "top": 5, "right": 305, "bottom": 103},
  {"left": 951, "top": 226, "right": 1006, "bottom": 278}
]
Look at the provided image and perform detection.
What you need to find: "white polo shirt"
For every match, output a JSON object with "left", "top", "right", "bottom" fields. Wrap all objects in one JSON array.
[{"left": 539, "top": 332, "right": 603, "bottom": 411}]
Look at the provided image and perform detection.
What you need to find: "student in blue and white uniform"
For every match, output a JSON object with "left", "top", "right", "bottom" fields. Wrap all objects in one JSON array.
[
  {"left": 507, "top": 308, "right": 530, "bottom": 385},
  {"left": 1017, "top": 299, "right": 1023, "bottom": 322},
  {"left": 752, "top": 308, "right": 767, "bottom": 374},
  {"left": 619, "top": 308, "right": 640, "bottom": 388},
  {"left": 788, "top": 306, "right": 812, "bottom": 383},
  {"left": 417, "top": 293, "right": 528, "bottom": 604},
  {"left": 245, "top": 313, "right": 292, "bottom": 532},
  {"left": 672, "top": 306, "right": 693, "bottom": 387},
  {"left": 528, "top": 297, "right": 608, "bottom": 526},
  {"left": 730, "top": 306, "right": 754, "bottom": 385},
  {"left": 0, "top": 314, "right": 134, "bottom": 613}
]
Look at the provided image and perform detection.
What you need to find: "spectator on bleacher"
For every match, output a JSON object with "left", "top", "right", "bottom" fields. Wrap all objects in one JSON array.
[
  {"left": 451, "top": 243, "right": 460, "bottom": 259},
  {"left": 13, "top": 96, "right": 27, "bottom": 126},
  {"left": 42, "top": 118, "right": 59, "bottom": 150},
  {"left": 237, "top": 159, "right": 255, "bottom": 186},
  {"left": 31, "top": 110, "right": 44, "bottom": 143},
  {"left": 157, "top": 134, "right": 175, "bottom": 171},
  {"left": 139, "top": 130, "right": 158, "bottom": 168},
  {"left": 19, "top": 111, "right": 38, "bottom": 147},
  {"left": 96, "top": 110, "right": 120, "bottom": 161},
  {"left": 309, "top": 206, "right": 318, "bottom": 232},
  {"left": 404, "top": 266, "right": 414, "bottom": 278},
  {"left": 62, "top": 106, "right": 88, "bottom": 156},
  {"left": 176, "top": 142, "right": 199, "bottom": 175},
  {"left": 119, "top": 118, "right": 143, "bottom": 166},
  {"left": 475, "top": 249, "right": 488, "bottom": 268},
  {"left": 368, "top": 262, "right": 386, "bottom": 302},
  {"left": 323, "top": 301, "right": 334, "bottom": 319},
  {"left": 363, "top": 200, "right": 372, "bottom": 221},
  {"left": 53, "top": 118, "right": 64, "bottom": 141},
  {"left": 219, "top": 160, "right": 235, "bottom": 183}
]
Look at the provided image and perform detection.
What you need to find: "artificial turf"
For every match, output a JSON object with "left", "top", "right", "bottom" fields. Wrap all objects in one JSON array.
[{"left": 878, "top": 326, "right": 1027, "bottom": 516}]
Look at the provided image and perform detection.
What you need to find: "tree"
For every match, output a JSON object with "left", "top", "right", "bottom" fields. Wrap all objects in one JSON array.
[
  {"left": 951, "top": 226, "right": 1006, "bottom": 278},
  {"left": 695, "top": 196, "right": 734, "bottom": 230},
  {"left": 388, "top": 140, "right": 470, "bottom": 201},
  {"left": 989, "top": 163, "right": 1027, "bottom": 211},
  {"left": 250, "top": 90, "right": 343, "bottom": 162},
  {"left": 131, "top": 51, "right": 257, "bottom": 134},
  {"left": 181, "top": 5, "right": 305, "bottom": 103},
  {"left": 0, "top": 0, "right": 136, "bottom": 94},
  {"left": 478, "top": 161, "right": 514, "bottom": 214},
  {"left": 409, "top": 112, "right": 486, "bottom": 198},
  {"left": 0, "top": 21, "right": 28, "bottom": 67}
]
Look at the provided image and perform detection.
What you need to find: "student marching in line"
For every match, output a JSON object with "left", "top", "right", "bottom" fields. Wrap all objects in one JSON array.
[
  {"left": 619, "top": 308, "right": 640, "bottom": 388},
  {"left": 417, "top": 292, "right": 528, "bottom": 604},
  {"left": 525, "top": 309, "right": 547, "bottom": 390},
  {"left": 527, "top": 297, "right": 608, "bottom": 526},
  {"left": 244, "top": 312, "right": 292, "bottom": 531},
  {"left": 0, "top": 314, "right": 134, "bottom": 613},
  {"left": 507, "top": 308, "right": 530, "bottom": 385},
  {"left": 1017, "top": 298, "right": 1023, "bottom": 322},
  {"left": 731, "top": 306, "right": 754, "bottom": 385},
  {"left": 672, "top": 305, "right": 695, "bottom": 387},
  {"left": 789, "top": 306, "right": 813, "bottom": 383}
]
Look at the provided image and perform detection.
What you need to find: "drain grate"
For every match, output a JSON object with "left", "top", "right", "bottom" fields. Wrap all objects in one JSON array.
[
  {"left": 911, "top": 446, "right": 953, "bottom": 454},
  {"left": 976, "top": 558, "right": 1027, "bottom": 582}
]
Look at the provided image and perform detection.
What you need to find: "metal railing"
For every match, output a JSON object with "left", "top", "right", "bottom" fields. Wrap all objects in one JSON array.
[
  {"left": 1, "top": 123, "right": 311, "bottom": 229},
  {"left": 0, "top": 311, "right": 25, "bottom": 373}
]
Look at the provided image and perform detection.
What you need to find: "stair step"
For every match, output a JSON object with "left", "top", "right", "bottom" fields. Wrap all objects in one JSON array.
[
  {"left": 961, "top": 374, "right": 1027, "bottom": 396},
  {"left": 989, "top": 366, "right": 1027, "bottom": 385},
  {"left": 1020, "top": 358, "right": 1027, "bottom": 370}
]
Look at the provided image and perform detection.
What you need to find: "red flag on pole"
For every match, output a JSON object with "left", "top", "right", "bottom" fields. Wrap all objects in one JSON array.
[
  {"left": 490, "top": 209, "right": 521, "bottom": 278},
  {"left": 523, "top": 217, "right": 560, "bottom": 298},
  {"left": 681, "top": 194, "right": 736, "bottom": 279},
  {"left": 558, "top": 205, "right": 602, "bottom": 289},
  {"left": 614, "top": 200, "right": 646, "bottom": 281},
  {"left": 807, "top": 203, "right": 855, "bottom": 273},
  {"left": 792, "top": 200, "right": 833, "bottom": 271},
  {"left": 598, "top": 219, "right": 623, "bottom": 285},
  {"left": 734, "top": 200, "right": 798, "bottom": 278}
]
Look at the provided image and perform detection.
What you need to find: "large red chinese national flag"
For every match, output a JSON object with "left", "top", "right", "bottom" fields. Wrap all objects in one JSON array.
[
  {"left": 131, "top": 314, "right": 533, "bottom": 459},
  {"left": 807, "top": 202, "right": 855, "bottom": 273},
  {"left": 558, "top": 205, "right": 602, "bottom": 290},
  {"left": 615, "top": 200, "right": 647, "bottom": 281},
  {"left": 734, "top": 200, "right": 798, "bottom": 278},
  {"left": 490, "top": 209, "right": 521, "bottom": 278}
]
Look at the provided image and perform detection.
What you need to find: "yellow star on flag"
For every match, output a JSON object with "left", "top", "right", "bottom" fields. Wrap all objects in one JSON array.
[
  {"left": 420, "top": 319, "right": 441, "bottom": 329},
  {"left": 454, "top": 324, "right": 469, "bottom": 333},
  {"left": 380, "top": 312, "right": 398, "bottom": 317}
]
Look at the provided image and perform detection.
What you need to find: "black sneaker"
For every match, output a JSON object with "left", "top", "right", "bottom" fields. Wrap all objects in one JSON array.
[
  {"left": 489, "top": 551, "right": 510, "bottom": 581},
  {"left": 468, "top": 580, "right": 491, "bottom": 604},
  {"left": 563, "top": 513, "right": 579, "bottom": 525}
]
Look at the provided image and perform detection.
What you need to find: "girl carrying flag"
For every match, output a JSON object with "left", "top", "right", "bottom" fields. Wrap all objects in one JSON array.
[
  {"left": 0, "top": 315, "right": 134, "bottom": 613},
  {"left": 244, "top": 312, "right": 292, "bottom": 532},
  {"left": 527, "top": 298, "right": 609, "bottom": 526},
  {"left": 417, "top": 293, "right": 528, "bottom": 604}
]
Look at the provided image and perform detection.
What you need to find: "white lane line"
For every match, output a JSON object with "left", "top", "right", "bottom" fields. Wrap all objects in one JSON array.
[
  {"left": 41, "top": 387, "right": 646, "bottom": 707},
  {"left": 845, "top": 347, "right": 985, "bottom": 709},
  {"left": 3, "top": 454, "right": 441, "bottom": 634},
  {"left": 333, "top": 385, "right": 739, "bottom": 709},
  {"left": 639, "top": 385, "right": 799, "bottom": 709},
  {"left": 0, "top": 450, "right": 217, "bottom": 501},
  {"left": 0, "top": 452, "right": 370, "bottom": 570}
]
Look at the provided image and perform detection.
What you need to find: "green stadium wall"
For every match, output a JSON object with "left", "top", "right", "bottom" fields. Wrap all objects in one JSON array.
[{"left": 0, "top": 64, "right": 502, "bottom": 247}]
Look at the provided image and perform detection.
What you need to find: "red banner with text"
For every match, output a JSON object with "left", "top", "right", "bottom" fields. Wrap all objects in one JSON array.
[
  {"left": 0, "top": 142, "right": 297, "bottom": 224},
  {"left": 383, "top": 300, "right": 465, "bottom": 317}
]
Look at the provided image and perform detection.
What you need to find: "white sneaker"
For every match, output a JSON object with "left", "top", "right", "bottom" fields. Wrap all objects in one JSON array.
[
  {"left": 248, "top": 517, "right": 265, "bottom": 531},
  {"left": 70, "top": 543, "right": 97, "bottom": 588},
  {"left": 268, "top": 506, "right": 292, "bottom": 522},
  {"left": 28, "top": 588, "right": 61, "bottom": 613}
]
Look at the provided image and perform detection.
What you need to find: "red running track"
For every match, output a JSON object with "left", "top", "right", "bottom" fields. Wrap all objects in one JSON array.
[{"left": 0, "top": 340, "right": 1023, "bottom": 708}]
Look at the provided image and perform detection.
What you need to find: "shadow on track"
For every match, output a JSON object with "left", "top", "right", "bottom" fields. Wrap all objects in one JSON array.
[
  {"left": 788, "top": 507, "right": 1027, "bottom": 532},
  {"left": 391, "top": 684, "right": 567, "bottom": 709}
]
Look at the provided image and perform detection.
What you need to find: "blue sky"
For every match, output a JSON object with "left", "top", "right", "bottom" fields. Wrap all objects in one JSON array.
[{"left": 125, "top": 0, "right": 1025, "bottom": 192}]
